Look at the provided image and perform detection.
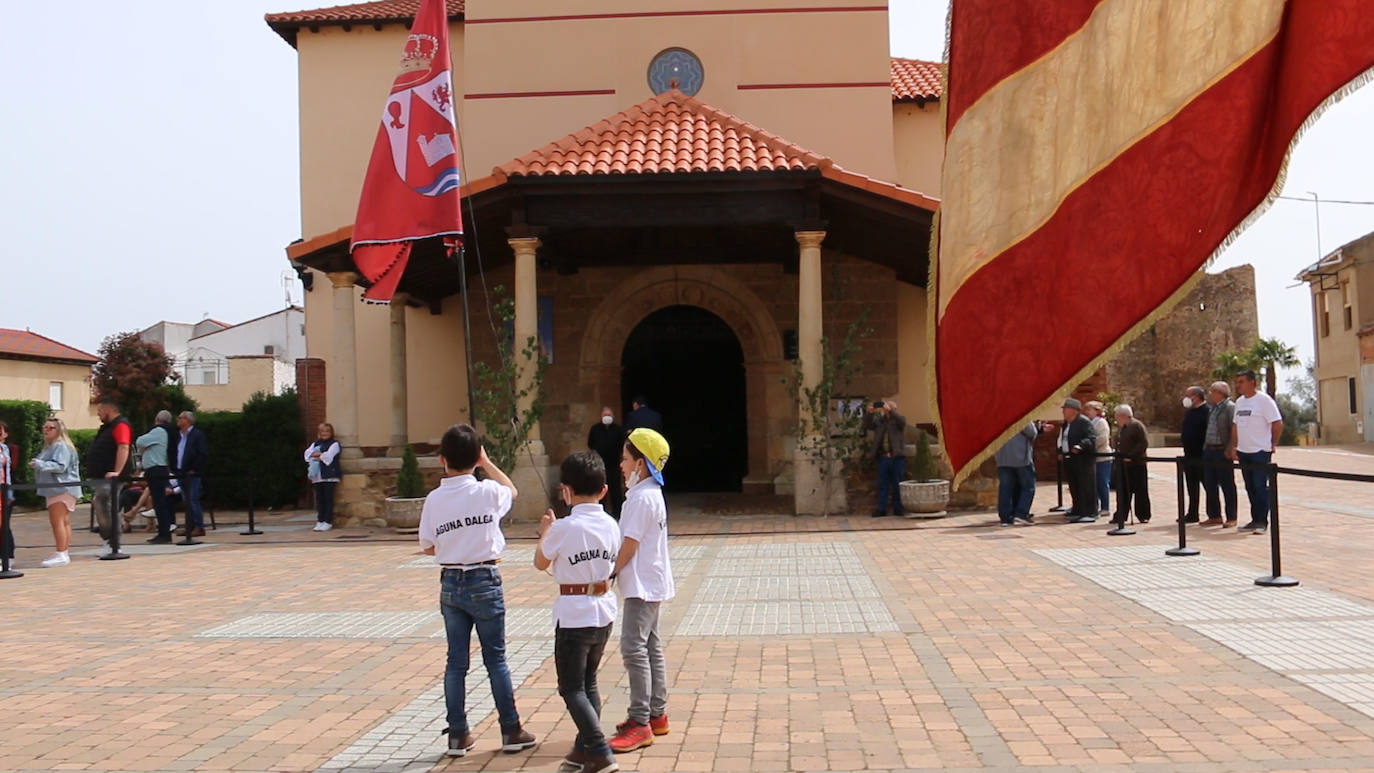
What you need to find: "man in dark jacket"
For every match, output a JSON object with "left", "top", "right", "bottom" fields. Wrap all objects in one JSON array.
[
  {"left": 1180, "top": 386, "right": 1209, "bottom": 523},
  {"left": 587, "top": 406, "right": 624, "bottom": 517},
  {"left": 1112, "top": 404, "right": 1151, "bottom": 525},
  {"left": 173, "top": 411, "right": 210, "bottom": 537},
  {"left": 862, "top": 400, "right": 907, "bottom": 517},
  {"left": 623, "top": 396, "right": 664, "bottom": 435},
  {"left": 88, "top": 398, "right": 134, "bottom": 554},
  {"left": 1057, "top": 398, "right": 1098, "bottom": 523}
]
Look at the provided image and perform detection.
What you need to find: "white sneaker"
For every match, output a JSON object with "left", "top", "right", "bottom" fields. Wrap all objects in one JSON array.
[
  {"left": 312, "top": 522, "right": 324, "bottom": 531},
  {"left": 318, "top": 522, "right": 333, "bottom": 532},
  {"left": 97, "top": 542, "right": 113, "bottom": 558},
  {"left": 41, "top": 552, "right": 70, "bottom": 568}
]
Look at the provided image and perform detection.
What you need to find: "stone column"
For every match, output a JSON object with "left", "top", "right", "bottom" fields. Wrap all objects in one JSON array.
[
  {"left": 328, "top": 272, "right": 362, "bottom": 460},
  {"left": 509, "top": 236, "right": 543, "bottom": 448},
  {"left": 388, "top": 292, "right": 409, "bottom": 456},
  {"left": 794, "top": 231, "right": 842, "bottom": 514},
  {"left": 506, "top": 236, "right": 550, "bottom": 521}
]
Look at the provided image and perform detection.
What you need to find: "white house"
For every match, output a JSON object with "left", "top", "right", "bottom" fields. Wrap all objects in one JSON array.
[{"left": 139, "top": 307, "right": 306, "bottom": 411}]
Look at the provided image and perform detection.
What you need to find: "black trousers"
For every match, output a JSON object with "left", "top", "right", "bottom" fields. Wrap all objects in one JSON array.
[
  {"left": 1113, "top": 462, "right": 1152, "bottom": 523},
  {"left": 1182, "top": 453, "right": 1203, "bottom": 517},
  {"left": 555, "top": 623, "right": 613, "bottom": 757},
  {"left": 1, "top": 497, "right": 14, "bottom": 561},
  {"left": 1065, "top": 456, "right": 1097, "bottom": 517},
  {"left": 145, "top": 467, "right": 174, "bottom": 538}
]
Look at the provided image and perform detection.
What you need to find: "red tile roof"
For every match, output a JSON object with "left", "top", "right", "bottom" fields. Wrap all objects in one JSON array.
[
  {"left": 0, "top": 329, "right": 98, "bottom": 365},
  {"left": 266, "top": 0, "right": 462, "bottom": 44},
  {"left": 496, "top": 90, "right": 828, "bottom": 178},
  {"left": 891, "top": 57, "right": 944, "bottom": 103}
]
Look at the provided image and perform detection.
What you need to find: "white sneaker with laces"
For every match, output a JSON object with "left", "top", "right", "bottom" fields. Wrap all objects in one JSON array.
[
  {"left": 41, "top": 552, "right": 71, "bottom": 568},
  {"left": 319, "top": 522, "right": 333, "bottom": 532},
  {"left": 312, "top": 522, "right": 324, "bottom": 531}
]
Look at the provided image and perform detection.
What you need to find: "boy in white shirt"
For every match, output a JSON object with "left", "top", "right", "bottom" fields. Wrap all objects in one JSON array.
[
  {"left": 419, "top": 424, "right": 536, "bottom": 758},
  {"left": 535, "top": 451, "right": 622, "bottom": 773},
  {"left": 608, "top": 428, "right": 674, "bottom": 753}
]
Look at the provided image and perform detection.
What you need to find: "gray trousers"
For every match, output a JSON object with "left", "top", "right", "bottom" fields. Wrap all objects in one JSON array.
[
  {"left": 92, "top": 483, "right": 118, "bottom": 542},
  {"left": 620, "top": 598, "right": 668, "bottom": 724}
]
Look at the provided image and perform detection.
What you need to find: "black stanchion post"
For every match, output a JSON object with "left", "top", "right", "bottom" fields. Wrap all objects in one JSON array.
[
  {"left": 1107, "top": 458, "right": 1135, "bottom": 536},
  {"left": 178, "top": 474, "right": 202, "bottom": 546},
  {"left": 1050, "top": 455, "right": 1068, "bottom": 513},
  {"left": 241, "top": 471, "right": 262, "bottom": 536},
  {"left": 1256, "top": 463, "right": 1298, "bottom": 587},
  {"left": 1, "top": 482, "right": 22, "bottom": 579},
  {"left": 1167, "top": 456, "right": 1199, "bottom": 556},
  {"left": 101, "top": 478, "right": 130, "bottom": 561}
]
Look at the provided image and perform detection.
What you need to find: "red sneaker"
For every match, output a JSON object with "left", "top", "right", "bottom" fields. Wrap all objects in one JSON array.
[
  {"left": 609, "top": 720, "right": 654, "bottom": 752},
  {"left": 649, "top": 714, "right": 669, "bottom": 736}
]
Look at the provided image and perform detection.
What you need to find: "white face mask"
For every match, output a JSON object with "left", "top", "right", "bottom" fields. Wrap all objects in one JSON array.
[
  {"left": 601, "top": 415, "right": 614, "bottom": 425},
  {"left": 1182, "top": 397, "right": 1193, "bottom": 408},
  {"left": 626, "top": 469, "right": 642, "bottom": 488}
]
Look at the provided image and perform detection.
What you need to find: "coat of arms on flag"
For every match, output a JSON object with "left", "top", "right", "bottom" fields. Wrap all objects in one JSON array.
[
  {"left": 931, "top": 0, "right": 1374, "bottom": 483},
  {"left": 350, "top": 0, "right": 463, "bottom": 303}
]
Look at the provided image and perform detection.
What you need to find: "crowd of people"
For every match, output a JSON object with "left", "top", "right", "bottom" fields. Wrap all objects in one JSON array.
[
  {"left": 993, "top": 369, "right": 1286, "bottom": 534},
  {"left": 10, "top": 399, "right": 213, "bottom": 568}
]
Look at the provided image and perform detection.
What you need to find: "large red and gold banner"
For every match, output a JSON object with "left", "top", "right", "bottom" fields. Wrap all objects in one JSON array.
[
  {"left": 934, "top": 0, "right": 1374, "bottom": 480},
  {"left": 350, "top": 0, "right": 462, "bottom": 303}
]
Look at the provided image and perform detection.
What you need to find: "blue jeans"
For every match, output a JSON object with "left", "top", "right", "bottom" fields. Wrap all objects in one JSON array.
[
  {"left": 313, "top": 481, "right": 336, "bottom": 524},
  {"left": 1202, "top": 448, "right": 1238, "bottom": 521},
  {"left": 440, "top": 567, "right": 519, "bottom": 735},
  {"left": 996, "top": 465, "right": 1036, "bottom": 524},
  {"left": 556, "top": 623, "right": 614, "bottom": 759},
  {"left": 1237, "top": 450, "right": 1272, "bottom": 526},
  {"left": 876, "top": 455, "right": 907, "bottom": 514},
  {"left": 183, "top": 476, "right": 204, "bottom": 529},
  {"left": 1095, "top": 460, "right": 1112, "bottom": 512}
]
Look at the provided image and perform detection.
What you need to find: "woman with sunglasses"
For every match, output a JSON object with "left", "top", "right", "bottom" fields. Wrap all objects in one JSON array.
[{"left": 31, "top": 418, "right": 83, "bottom": 567}]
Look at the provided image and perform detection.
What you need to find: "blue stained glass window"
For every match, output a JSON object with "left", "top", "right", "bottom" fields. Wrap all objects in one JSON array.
[{"left": 647, "top": 48, "right": 705, "bottom": 96}]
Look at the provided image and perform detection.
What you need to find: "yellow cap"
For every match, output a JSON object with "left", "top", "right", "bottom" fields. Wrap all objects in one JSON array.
[{"left": 627, "top": 428, "right": 670, "bottom": 485}]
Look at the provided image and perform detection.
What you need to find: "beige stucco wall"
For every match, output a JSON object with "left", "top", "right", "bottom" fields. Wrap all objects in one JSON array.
[
  {"left": 0, "top": 360, "right": 99, "bottom": 430},
  {"left": 892, "top": 101, "right": 944, "bottom": 196},
  {"left": 1312, "top": 262, "right": 1365, "bottom": 443},
  {"left": 185, "top": 357, "right": 275, "bottom": 413}
]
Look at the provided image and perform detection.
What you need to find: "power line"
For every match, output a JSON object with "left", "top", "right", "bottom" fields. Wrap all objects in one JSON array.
[{"left": 1277, "top": 195, "right": 1374, "bottom": 205}]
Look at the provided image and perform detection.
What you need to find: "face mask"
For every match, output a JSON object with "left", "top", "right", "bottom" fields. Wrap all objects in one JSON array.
[
  {"left": 1182, "top": 397, "right": 1193, "bottom": 408},
  {"left": 626, "top": 469, "right": 642, "bottom": 488},
  {"left": 601, "top": 415, "right": 614, "bottom": 425}
]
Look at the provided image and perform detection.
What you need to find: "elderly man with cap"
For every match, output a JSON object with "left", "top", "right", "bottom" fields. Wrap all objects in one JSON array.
[
  {"left": 1057, "top": 398, "right": 1099, "bottom": 523},
  {"left": 1201, "top": 380, "right": 1239, "bottom": 527}
]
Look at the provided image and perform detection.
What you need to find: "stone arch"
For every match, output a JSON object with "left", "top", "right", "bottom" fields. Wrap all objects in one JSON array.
[{"left": 578, "top": 266, "right": 789, "bottom": 492}]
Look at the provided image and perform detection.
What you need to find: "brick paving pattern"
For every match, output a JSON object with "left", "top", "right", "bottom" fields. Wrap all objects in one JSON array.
[{"left": 0, "top": 445, "right": 1373, "bottom": 771}]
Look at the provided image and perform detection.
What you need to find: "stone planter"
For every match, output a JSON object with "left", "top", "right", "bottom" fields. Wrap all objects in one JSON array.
[
  {"left": 900, "top": 479, "right": 950, "bottom": 518},
  {"left": 383, "top": 496, "right": 425, "bottom": 531}
]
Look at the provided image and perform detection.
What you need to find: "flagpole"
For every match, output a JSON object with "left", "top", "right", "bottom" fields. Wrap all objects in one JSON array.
[{"left": 455, "top": 245, "right": 478, "bottom": 423}]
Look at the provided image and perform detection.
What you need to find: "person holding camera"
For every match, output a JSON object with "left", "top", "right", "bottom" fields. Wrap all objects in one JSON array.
[{"left": 862, "top": 399, "right": 907, "bottom": 517}]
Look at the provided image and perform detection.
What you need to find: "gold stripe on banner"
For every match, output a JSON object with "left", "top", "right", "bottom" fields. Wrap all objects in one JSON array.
[{"left": 936, "top": 0, "right": 1285, "bottom": 318}]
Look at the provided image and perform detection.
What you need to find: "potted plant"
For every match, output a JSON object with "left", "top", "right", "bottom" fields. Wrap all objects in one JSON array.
[
  {"left": 899, "top": 429, "right": 949, "bottom": 517},
  {"left": 384, "top": 446, "right": 426, "bottom": 530}
]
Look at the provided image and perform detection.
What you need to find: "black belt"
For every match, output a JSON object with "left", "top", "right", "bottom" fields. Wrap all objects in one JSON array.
[{"left": 440, "top": 560, "right": 500, "bottom": 570}]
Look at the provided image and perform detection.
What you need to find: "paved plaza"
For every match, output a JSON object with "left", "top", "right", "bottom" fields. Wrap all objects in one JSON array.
[{"left": 3, "top": 446, "right": 1374, "bottom": 772}]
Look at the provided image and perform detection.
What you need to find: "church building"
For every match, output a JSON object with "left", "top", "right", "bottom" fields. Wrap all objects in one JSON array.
[{"left": 268, "top": 0, "right": 946, "bottom": 520}]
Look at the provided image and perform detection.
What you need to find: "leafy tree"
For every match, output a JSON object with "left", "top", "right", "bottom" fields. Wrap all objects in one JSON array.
[
  {"left": 1211, "top": 349, "right": 1260, "bottom": 384},
  {"left": 470, "top": 286, "right": 548, "bottom": 472},
  {"left": 1275, "top": 393, "right": 1317, "bottom": 446},
  {"left": 90, "top": 332, "right": 196, "bottom": 431},
  {"left": 1287, "top": 359, "right": 1316, "bottom": 411},
  {"left": 1249, "top": 337, "right": 1300, "bottom": 397}
]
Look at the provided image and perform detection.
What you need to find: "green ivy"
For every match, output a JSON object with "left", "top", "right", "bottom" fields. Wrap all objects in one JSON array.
[{"left": 470, "top": 286, "right": 548, "bottom": 472}]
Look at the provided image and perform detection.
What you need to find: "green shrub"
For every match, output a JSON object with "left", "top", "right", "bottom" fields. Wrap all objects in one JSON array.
[
  {"left": 196, "top": 391, "right": 305, "bottom": 509},
  {"left": 0, "top": 400, "right": 51, "bottom": 504},
  {"left": 395, "top": 446, "right": 425, "bottom": 498},
  {"left": 910, "top": 428, "right": 939, "bottom": 482}
]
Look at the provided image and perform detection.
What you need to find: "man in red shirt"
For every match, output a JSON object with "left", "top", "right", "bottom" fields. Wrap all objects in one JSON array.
[{"left": 87, "top": 398, "right": 133, "bottom": 557}]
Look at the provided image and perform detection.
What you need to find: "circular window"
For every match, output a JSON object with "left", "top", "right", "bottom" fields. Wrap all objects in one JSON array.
[{"left": 647, "top": 48, "right": 705, "bottom": 96}]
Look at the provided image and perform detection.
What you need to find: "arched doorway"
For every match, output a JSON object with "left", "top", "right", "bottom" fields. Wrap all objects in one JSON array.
[{"left": 621, "top": 305, "right": 748, "bottom": 492}]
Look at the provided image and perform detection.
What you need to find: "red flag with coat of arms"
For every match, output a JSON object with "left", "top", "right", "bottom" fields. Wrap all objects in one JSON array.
[
  {"left": 350, "top": 0, "right": 462, "bottom": 303},
  {"left": 932, "top": 0, "right": 1374, "bottom": 482}
]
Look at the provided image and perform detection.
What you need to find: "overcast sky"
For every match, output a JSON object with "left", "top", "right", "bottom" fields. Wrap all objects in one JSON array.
[{"left": 2, "top": 0, "right": 1370, "bottom": 393}]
